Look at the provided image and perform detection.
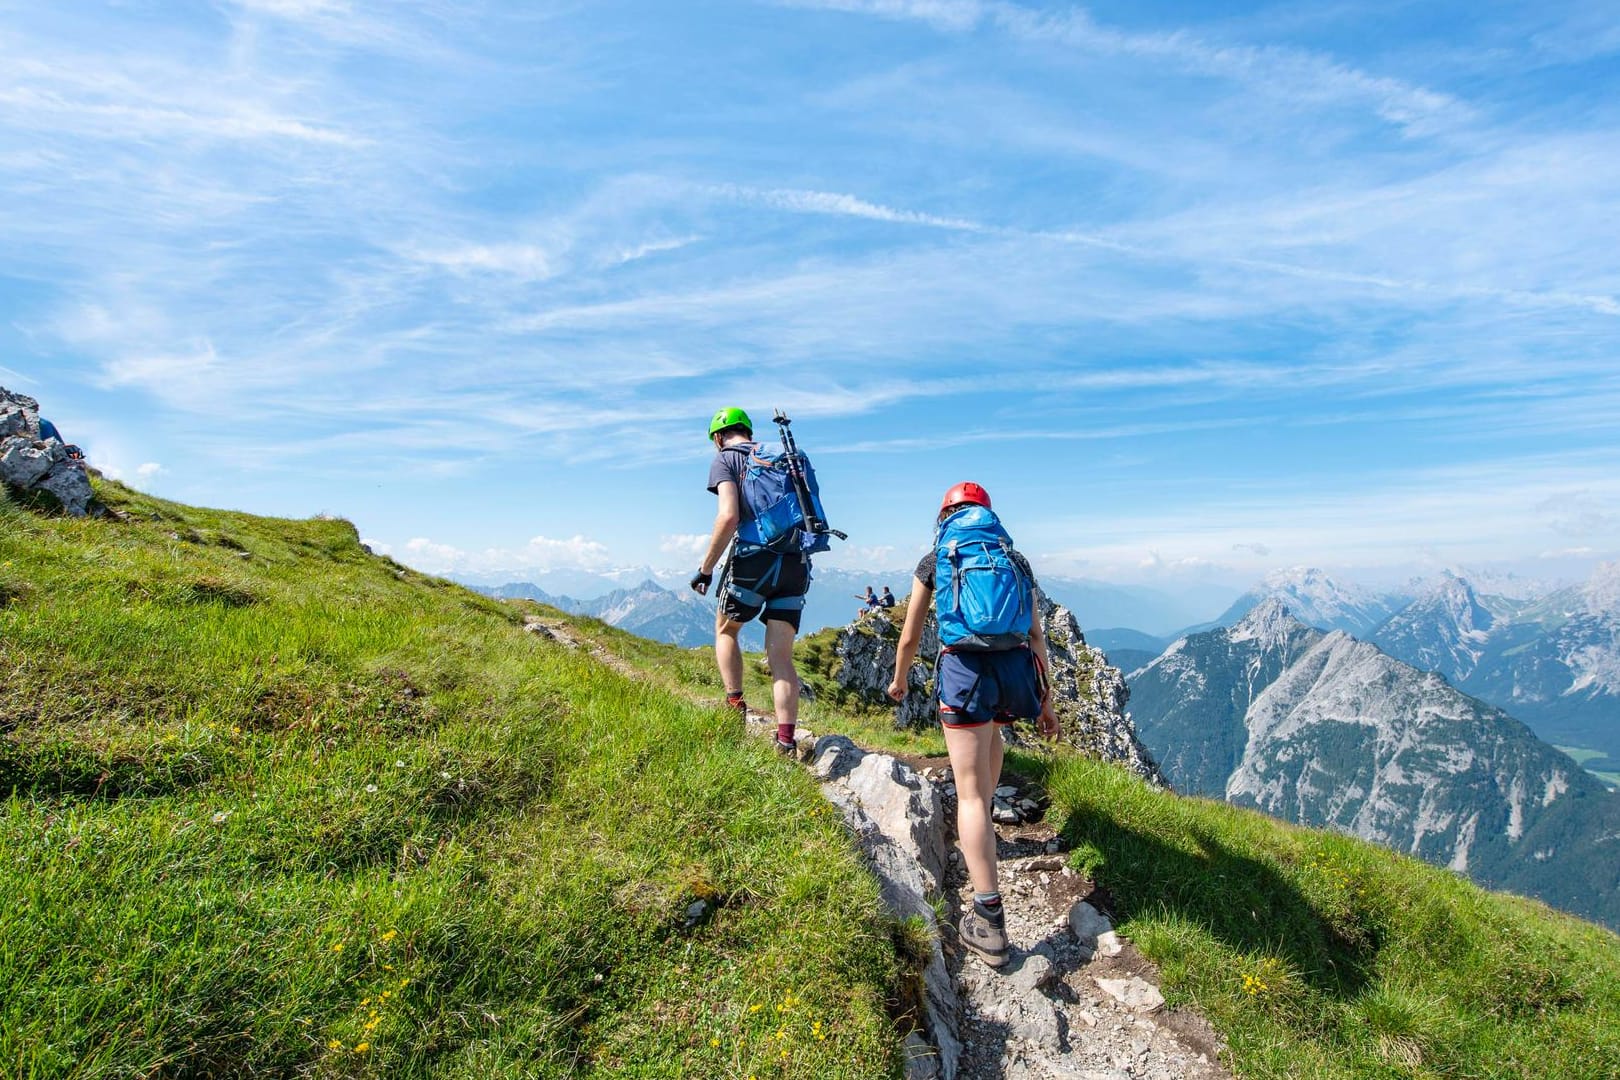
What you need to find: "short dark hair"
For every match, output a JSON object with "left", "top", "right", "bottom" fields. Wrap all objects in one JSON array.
[{"left": 714, "top": 423, "right": 752, "bottom": 440}]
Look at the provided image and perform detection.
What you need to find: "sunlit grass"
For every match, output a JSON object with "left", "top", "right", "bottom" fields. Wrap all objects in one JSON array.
[{"left": 1040, "top": 755, "right": 1620, "bottom": 1080}]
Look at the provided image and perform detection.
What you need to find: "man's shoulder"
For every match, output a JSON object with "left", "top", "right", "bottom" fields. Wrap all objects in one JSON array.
[{"left": 708, "top": 444, "right": 749, "bottom": 474}]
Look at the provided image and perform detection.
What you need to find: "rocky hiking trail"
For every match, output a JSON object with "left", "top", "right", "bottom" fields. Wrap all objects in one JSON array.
[{"left": 523, "top": 615, "right": 1228, "bottom": 1080}]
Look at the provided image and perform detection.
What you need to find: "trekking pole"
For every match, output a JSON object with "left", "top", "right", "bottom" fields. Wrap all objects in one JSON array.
[{"left": 772, "top": 410, "right": 848, "bottom": 541}]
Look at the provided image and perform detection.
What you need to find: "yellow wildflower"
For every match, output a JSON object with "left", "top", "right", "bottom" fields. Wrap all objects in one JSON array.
[
  {"left": 353, "top": 1042, "right": 370, "bottom": 1053},
  {"left": 328, "top": 1039, "right": 342, "bottom": 1051},
  {"left": 331, "top": 942, "right": 344, "bottom": 953}
]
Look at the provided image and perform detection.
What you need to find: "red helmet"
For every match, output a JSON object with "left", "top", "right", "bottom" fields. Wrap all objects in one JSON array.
[{"left": 940, "top": 481, "right": 991, "bottom": 512}]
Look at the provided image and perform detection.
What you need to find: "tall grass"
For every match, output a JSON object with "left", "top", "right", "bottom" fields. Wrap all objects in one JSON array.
[{"left": 0, "top": 483, "right": 901, "bottom": 1078}]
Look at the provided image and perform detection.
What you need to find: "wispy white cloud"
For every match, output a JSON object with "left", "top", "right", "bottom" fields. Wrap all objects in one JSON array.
[
  {"left": 712, "top": 183, "right": 988, "bottom": 231},
  {"left": 659, "top": 533, "right": 710, "bottom": 558},
  {"left": 776, "top": 0, "right": 1471, "bottom": 133},
  {"left": 0, "top": 50, "right": 366, "bottom": 147},
  {"left": 407, "top": 242, "right": 560, "bottom": 280},
  {"left": 402, "top": 533, "right": 615, "bottom": 576},
  {"left": 96, "top": 341, "right": 220, "bottom": 391}
]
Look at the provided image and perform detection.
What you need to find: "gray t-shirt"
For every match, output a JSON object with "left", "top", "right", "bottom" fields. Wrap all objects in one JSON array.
[
  {"left": 707, "top": 443, "right": 755, "bottom": 523},
  {"left": 914, "top": 548, "right": 1038, "bottom": 593}
]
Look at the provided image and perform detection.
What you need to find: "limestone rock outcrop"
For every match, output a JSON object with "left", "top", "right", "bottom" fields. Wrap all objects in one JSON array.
[
  {"left": 1041, "top": 603, "right": 1162, "bottom": 783},
  {"left": 813, "top": 735, "right": 961, "bottom": 1079},
  {"left": 0, "top": 388, "right": 94, "bottom": 516}
]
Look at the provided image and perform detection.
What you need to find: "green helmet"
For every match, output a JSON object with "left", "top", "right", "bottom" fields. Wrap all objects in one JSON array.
[{"left": 708, "top": 406, "right": 753, "bottom": 438}]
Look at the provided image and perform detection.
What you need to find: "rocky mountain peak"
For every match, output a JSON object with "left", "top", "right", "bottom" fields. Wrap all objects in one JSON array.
[
  {"left": 1580, "top": 562, "right": 1620, "bottom": 617},
  {"left": 1228, "top": 597, "right": 1303, "bottom": 648}
]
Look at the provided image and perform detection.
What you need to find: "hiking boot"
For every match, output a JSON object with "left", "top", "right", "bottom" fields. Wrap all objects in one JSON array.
[
  {"left": 724, "top": 692, "right": 748, "bottom": 718},
  {"left": 960, "top": 908, "right": 1009, "bottom": 968},
  {"left": 774, "top": 734, "right": 798, "bottom": 756}
]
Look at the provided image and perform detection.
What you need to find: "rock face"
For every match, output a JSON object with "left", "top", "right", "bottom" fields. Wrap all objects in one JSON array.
[
  {"left": 1040, "top": 604, "right": 1161, "bottom": 783},
  {"left": 0, "top": 388, "right": 94, "bottom": 516},
  {"left": 1130, "top": 600, "right": 1620, "bottom": 931},
  {"left": 829, "top": 608, "right": 940, "bottom": 729},
  {"left": 817, "top": 600, "right": 1162, "bottom": 782}
]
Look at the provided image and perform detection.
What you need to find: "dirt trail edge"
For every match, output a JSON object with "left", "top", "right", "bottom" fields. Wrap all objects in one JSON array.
[{"left": 524, "top": 617, "right": 1229, "bottom": 1080}]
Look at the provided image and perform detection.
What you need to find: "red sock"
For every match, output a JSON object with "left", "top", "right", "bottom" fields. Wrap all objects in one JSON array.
[{"left": 776, "top": 722, "right": 795, "bottom": 744}]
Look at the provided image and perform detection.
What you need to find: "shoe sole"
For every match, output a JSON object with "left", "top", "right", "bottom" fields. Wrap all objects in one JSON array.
[{"left": 962, "top": 940, "right": 1009, "bottom": 967}]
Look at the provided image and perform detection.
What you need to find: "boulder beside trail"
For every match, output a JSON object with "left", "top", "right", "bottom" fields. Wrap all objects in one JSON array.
[
  {"left": 813, "top": 735, "right": 961, "bottom": 1079},
  {"left": 0, "top": 388, "right": 94, "bottom": 516}
]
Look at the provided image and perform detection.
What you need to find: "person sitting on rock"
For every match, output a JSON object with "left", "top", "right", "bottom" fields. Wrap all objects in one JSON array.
[
  {"left": 887, "top": 481, "right": 1060, "bottom": 969},
  {"left": 37, "top": 418, "right": 84, "bottom": 461},
  {"left": 854, "top": 585, "right": 879, "bottom": 617},
  {"left": 878, "top": 585, "right": 896, "bottom": 609}
]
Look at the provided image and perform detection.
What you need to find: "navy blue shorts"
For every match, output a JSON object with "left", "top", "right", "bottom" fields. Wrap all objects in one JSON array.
[{"left": 936, "top": 647, "right": 1044, "bottom": 727}]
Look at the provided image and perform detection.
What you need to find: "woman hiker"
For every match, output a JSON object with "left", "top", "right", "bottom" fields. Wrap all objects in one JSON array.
[{"left": 886, "top": 481, "right": 1061, "bottom": 968}]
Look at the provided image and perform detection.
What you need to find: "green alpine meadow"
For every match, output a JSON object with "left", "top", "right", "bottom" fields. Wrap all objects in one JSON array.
[
  {"left": 0, "top": 480, "right": 900, "bottom": 1078},
  {"left": 5, "top": 479, "right": 1620, "bottom": 1079}
]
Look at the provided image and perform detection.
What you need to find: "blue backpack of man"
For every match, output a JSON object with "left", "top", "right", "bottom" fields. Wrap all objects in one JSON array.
[
  {"left": 730, "top": 443, "right": 833, "bottom": 555},
  {"left": 935, "top": 505, "right": 1032, "bottom": 650}
]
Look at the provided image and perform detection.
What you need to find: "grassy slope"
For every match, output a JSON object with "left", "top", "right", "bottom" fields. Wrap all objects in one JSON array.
[
  {"left": 1042, "top": 758, "right": 1620, "bottom": 1079},
  {"left": 615, "top": 609, "right": 1620, "bottom": 1080},
  {"left": 0, "top": 482, "right": 900, "bottom": 1079},
  {"left": 9, "top": 480, "right": 1620, "bottom": 1080}
]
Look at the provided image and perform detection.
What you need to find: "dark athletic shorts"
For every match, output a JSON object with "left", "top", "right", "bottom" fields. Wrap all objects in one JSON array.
[
  {"left": 936, "top": 647, "right": 1043, "bottom": 727},
  {"left": 720, "top": 545, "right": 811, "bottom": 631}
]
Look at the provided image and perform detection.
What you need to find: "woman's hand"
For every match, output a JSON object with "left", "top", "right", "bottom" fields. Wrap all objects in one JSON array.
[
  {"left": 1036, "top": 701, "right": 1060, "bottom": 741},
  {"left": 886, "top": 674, "right": 908, "bottom": 701}
]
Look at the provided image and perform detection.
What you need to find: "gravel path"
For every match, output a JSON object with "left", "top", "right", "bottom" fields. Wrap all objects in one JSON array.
[{"left": 935, "top": 773, "right": 1230, "bottom": 1080}]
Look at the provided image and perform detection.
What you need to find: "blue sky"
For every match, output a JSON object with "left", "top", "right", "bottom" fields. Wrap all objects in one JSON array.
[{"left": 4, "top": 0, "right": 1618, "bottom": 591}]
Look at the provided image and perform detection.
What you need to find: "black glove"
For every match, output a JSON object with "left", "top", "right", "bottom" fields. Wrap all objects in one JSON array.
[{"left": 689, "top": 569, "right": 713, "bottom": 595}]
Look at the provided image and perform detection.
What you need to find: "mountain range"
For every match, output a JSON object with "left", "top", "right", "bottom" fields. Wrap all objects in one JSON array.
[
  {"left": 1371, "top": 566, "right": 1620, "bottom": 765},
  {"left": 476, "top": 578, "right": 761, "bottom": 650},
  {"left": 1196, "top": 564, "right": 1620, "bottom": 770},
  {"left": 1128, "top": 600, "right": 1620, "bottom": 930}
]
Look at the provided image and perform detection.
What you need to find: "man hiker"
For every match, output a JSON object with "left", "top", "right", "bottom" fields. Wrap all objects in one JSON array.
[
  {"left": 878, "top": 585, "right": 896, "bottom": 609},
  {"left": 689, "top": 407, "right": 813, "bottom": 755},
  {"left": 854, "top": 585, "right": 879, "bottom": 617},
  {"left": 887, "top": 481, "right": 1060, "bottom": 968}
]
